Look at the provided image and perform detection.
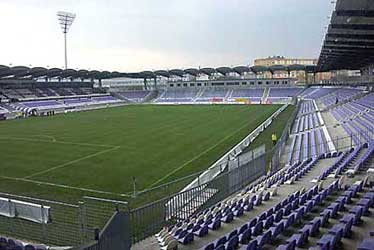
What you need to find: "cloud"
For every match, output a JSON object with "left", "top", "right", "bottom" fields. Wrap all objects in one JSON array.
[{"left": 0, "top": 0, "right": 332, "bottom": 71}]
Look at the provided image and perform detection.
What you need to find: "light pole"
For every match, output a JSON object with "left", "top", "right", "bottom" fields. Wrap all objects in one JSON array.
[{"left": 57, "top": 11, "right": 76, "bottom": 69}]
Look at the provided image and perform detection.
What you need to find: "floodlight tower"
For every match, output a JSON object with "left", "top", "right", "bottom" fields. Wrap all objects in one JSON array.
[{"left": 57, "top": 11, "right": 76, "bottom": 69}]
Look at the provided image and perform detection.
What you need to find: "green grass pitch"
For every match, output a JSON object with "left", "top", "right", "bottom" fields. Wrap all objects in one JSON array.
[{"left": 0, "top": 104, "right": 285, "bottom": 204}]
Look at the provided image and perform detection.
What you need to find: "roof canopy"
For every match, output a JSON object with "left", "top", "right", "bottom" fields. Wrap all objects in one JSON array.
[
  {"left": 0, "top": 65, "right": 129, "bottom": 80},
  {"left": 0, "top": 64, "right": 316, "bottom": 81},
  {"left": 317, "top": 0, "right": 374, "bottom": 71}
]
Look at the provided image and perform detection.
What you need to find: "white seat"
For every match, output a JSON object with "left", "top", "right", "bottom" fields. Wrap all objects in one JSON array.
[{"left": 161, "top": 239, "right": 178, "bottom": 250}]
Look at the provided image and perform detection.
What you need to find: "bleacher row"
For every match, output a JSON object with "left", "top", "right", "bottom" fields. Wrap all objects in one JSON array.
[
  {"left": 8, "top": 96, "right": 123, "bottom": 113},
  {"left": 319, "top": 88, "right": 363, "bottom": 109},
  {"left": 297, "top": 101, "right": 317, "bottom": 116},
  {"left": 287, "top": 129, "right": 329, "bottom": 165},
  {"left": 155, "top": 88, "right": 303, "bottom": 103},
  {"left": 0, "top": 87, "right": 103, "bottom": 100},
  {"left": 0, "top": 236, "right": 47, "bottom": 250},
  {"left": 155, "top": 156, "right": 320, "bottom": 249},
  {"left": 300, "top": 88, "right": 333, "bottom": 100},
  {"left": 293, "top": 113, "right": 320, "bottom": 133},
  {"left": 113, "top": 90, "right": 151, "bottom": 102},
  {"left": 155, "top": 138, "right": 374, "bottom": 250},
  {"left": 330, "top": 96, "right": 374, "bottom": 146}
]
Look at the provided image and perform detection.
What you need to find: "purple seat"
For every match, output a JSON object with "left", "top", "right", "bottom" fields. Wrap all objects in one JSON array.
[
  {"left": 0, "top": 237, "right": 8, "bottom": 249},
  {"left": 263, "top": 215, "right": 274, "bottom": 229},
  {"left": 349, "top": 205, "right": 363, "bottom": 225},
  {"left": 225, "top": 235, "right": 239, "bottom": 250},
  {"left": 251, "top": 222, "right": 263, "bottom": 236},
  {"left": 270, "top": 223, "right": 284, "bottom": 241},
  {"left": 259, "top": 212, "right": 267, "bottom": 221},
  {"left": 239, "top": 228, "right": 252, "bottom": 244},
  {"left": 214, "top": 236, "right": 227, "bottom": 248},
  {"left": 239, "top": 224, "right": 249, "bottom": 235},
  {"left": 295, "top": 206, "right": 305, "bottom": 221},
  {"left": 319, "top": 209, "right": 331, "bottom": 226},
  {"left": 339, "top": 213, "right": 356, "bottom": 227},
  {"left": 313, "top": 194, "right": 322, "bottom": 205},
  {"left": 227, "top": 229, "right": 238, "bottom": 241},
  {"left": 357, "top": 198, "right": 371, "bottom": 215},
  {"left": 329, "top": 221, "right": 352, "bottom": 238},
  {"left": 292, "top": 199, "right": 299, "bottom": 210},
  {"left": 283, "top": 203, "right": 292, "bottom": 216},
  {"left": 7, "top": 239, "right": 24, "bottom": 249},
  {"left": 327, "top": 203, "right": 339, "bottom": 218},
  {"left": 248, "top": 218, "right": 257, "bottom": 228},
  {"left": 275, "top": 240, "right": 296, "bottom": 250},
  {"left": 208, "top": 219, "right": 221, "bottom": 230},
  {"left": 301, "top": 218, "right": 321, "bottom": 237},
  {"left": 244, "top": 239, "right": 258, "bottom": 250},
  {"left": 221, "top": 211, "right": 234, "bottom": 223},
  {"left": 274, "top": 209, "right": 284, "bottom": 223},
  {"left": 244, "top": 201, "right": 254, "bottom": 211},
  {"left": 177, "top": 230, "right": 194, "bottom": 244},
  {"left": 282, "top": 198, "right": 289, "bottom": 207},
  {"left": 286, "top": 231, "right": 308, "bottom": 247},
  {"left": 357, "top": 238, "right": 374, "bottom": 250},
  {"left": 275, "top": 202, "right": 283, "bottom": 211},
  {"left": 348, "top": 185, "right": 359, "bottom": 197},
  {"left": 264, "top": 192, "right": 270, "bottom": 201},
  {"left": 233, "top": 206, "right": 244, "bottom": 217},
  {"left": 317, "top": 233, "right": 341, "bottom": 250},
  {"left": 335, "top": 196, "right": 346, "bottom": 211},
  {"left": 192, "top": 225, "right": 208, "bottom": 237},
  {"left": 283, "top": 213, "right": 295, "bottom": 229},
  {"left": 305, "top": 200, "right": 314, "bottom": 213},
  {"left": 363, "top": 192, "right": 374, "bottom": 207},
  {"left": 266, "top": 208, "right": 274, "bottom": 217},
  {"left": 342, "top": 190, "right": 353, "bottom": 203},
  {"left": 254, "top": 195, "right": 262, "bottom": 206},
  {"left": 300, "top": 193, "right": 307, "bottom": 205},
  {"left": 256, "top": 230, "right": 271, "bottom": 247}
]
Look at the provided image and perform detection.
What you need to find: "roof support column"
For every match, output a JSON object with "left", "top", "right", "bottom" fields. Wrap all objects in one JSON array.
[{"left": 144, "top": 78, "right": 148, "bottom": 90}]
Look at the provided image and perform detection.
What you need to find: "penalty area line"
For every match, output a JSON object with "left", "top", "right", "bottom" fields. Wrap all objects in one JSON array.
[
  {"left": 24, "top": 146, "right": 121, "bottom": 179},
  {"left": 0, "top": 175, "right": 132, "bottom": 198},
  {"left": 0, "top": 136, "right": 118, "bottom": 148}
]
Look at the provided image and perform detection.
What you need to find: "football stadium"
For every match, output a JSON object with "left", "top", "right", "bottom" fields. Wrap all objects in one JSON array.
[{"left": 1, "top": 0, "right": 374, "bottom": 250}]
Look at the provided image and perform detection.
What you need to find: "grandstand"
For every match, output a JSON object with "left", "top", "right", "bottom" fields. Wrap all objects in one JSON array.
[{"left": 1, "top": 0, "right": 374, "bottom": 250}]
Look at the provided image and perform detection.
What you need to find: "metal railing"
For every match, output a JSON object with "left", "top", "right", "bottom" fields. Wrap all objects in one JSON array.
[
  {"left": 271, "top": 99, "right": 300, "bottom": 171},
  {"left": 2, "top": 127, "right": 372, "bottom": 248},
  {"left": 129, "top": 145, "right": 266, "bottom": 243},
  {"left": 0, "top": 192, "right": 82, "bottom": 246}
]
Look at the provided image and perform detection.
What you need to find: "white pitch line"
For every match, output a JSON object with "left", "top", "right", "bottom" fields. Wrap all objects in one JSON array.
[
  {"left": 147, "top": 111, "right": 267, "bottom": 188},
  {"left": 33, "top": 134, "right": 56, "bottom": 142},
  {"left": 0, "top": 136, "right": 118, "bottom": 148},
  {"left": 0, "top": 175, "right": 131, "bottom": 197},
  {"left": 24, "top": 146, "right": 121, "bottom": 179}
]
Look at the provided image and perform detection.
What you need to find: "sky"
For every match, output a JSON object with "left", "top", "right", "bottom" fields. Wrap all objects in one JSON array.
[{"left": 0, "top": 0, "right": 334, "bottom": 72}]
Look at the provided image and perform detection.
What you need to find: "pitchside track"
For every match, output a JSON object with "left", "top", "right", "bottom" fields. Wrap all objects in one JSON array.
[{"left": 0, "top": 104, "right": 280, "bottom": 204}]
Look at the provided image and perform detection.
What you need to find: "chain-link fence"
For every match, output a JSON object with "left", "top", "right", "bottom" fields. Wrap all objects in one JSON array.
[
  {"left": 0, "top": 192, "right": 83, "bottom": 246},
  {"left": 271, "top": 99, "right": 300, "bottom": 171},
  {"left": 129, "top": 145, "right": 266, "bottom": 244},
  {"left": 0, "top": 192, "right": 131, "bottom": 248}
]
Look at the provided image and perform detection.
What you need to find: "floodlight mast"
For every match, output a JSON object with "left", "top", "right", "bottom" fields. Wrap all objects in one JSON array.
[{"left": 57, "top": 11, "right": 76, "bottom": 69}]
